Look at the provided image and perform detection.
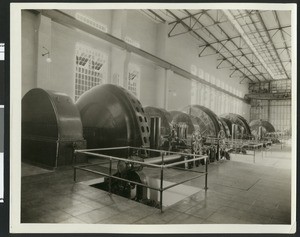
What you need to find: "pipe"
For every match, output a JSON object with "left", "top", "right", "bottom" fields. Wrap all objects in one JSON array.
[{"left": 144, "top": 154, "right": 182, "bottom": 165}]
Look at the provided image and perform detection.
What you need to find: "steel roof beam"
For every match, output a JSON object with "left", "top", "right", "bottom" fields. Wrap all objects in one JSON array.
[
  {"left": 230, "top": 64, "right": 263, "bottom": 70},
  {"left": 181, "top": 10, "right": 259, "bottom": 82},
  {"left": 197, "top": 10, "right": 262, "bottom": 82},
  {"left": 238, "top": 24, "right": 290, "bottom": 32},
  {"left": 273, "top": 11, "right": 291, "bottom": 64},
  {"left": 245, "top": 11, "right": 281, "bottom": 80},
  {"left": 147, "top": 9, "right": 166, "bottom": 23},
  {"left": 198, "top": 35, "right": 242, "bottom": 48},
  {"left": 230, "top": 10, "right": 262, "bottom": 20},
  {"left": 256, "top": 11, "right": 289, "bottom": 79},
  {"left": 168, "top": 10, "right": 206, "bottom": 24},
  {"left": 249, "top": 78, "right": 291, "bottom": 84},
  {"left": 223, "top": 10, "right": 273, "bottom": 81},
  {"left": 166, "top": 9, "right": 254, "bottom": 82},
  {"left": 217, "top": 52, "right": 255, "bottom": 60}
]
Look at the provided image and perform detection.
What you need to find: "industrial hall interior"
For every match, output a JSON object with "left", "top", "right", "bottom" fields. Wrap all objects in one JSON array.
[{"left": 20, "top": 8, "right": 293, "bottom": 226}]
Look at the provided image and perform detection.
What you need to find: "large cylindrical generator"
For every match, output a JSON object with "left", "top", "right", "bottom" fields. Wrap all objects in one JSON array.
[
  {"left": 76, "top": 84, "right": 150, "bottom": 149},
  {"left": 22, "top": 88, "right": 86, "bottom": 169}
]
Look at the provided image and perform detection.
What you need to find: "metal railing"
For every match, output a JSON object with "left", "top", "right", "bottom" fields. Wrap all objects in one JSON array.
[
  {"left": 224, "top": 139, "right": 265, "bottom": 163},
  {"left": 73, "top": 146, "right": 208, "bottom": 212}
]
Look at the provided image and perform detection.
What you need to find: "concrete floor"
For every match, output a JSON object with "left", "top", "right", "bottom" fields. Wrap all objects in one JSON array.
[{"left": 21, "top": 143, "right": 291, "bottom": 224}]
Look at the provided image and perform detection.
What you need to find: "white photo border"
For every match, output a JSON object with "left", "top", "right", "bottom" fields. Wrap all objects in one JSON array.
[{"left": 10, "top": 2, "right": 297, "bottom": 234}]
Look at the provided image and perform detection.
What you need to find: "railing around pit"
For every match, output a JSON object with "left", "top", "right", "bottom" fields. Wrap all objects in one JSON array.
[
  {"left": 73, "top": 146, "right": 208, "bottom": 212},
  {"left": 224, "top": 139, "right": 265, "bottom": 163}
]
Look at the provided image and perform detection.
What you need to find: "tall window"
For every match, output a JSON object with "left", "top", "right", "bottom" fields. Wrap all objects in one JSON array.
[
  {"left": 190, "top": 80, "right": 197, "bottom": 104},
  {"left": 127, "top": 63, "right": 140, "bottom": 99},
  {"left": 198, "top": 83, "right": 205, "bottom": 106},
  {"left": 270, "top": 100, "right": 291, "bottom": 132},
  {"left": 75, "top": 44, "right": 107, "bottom": 101}
]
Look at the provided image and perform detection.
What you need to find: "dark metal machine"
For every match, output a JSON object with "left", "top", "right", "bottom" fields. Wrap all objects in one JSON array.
[
  {"left": 169, "top": 111, "right": 195, "bottom": 144},
  {"left": 181, "top": 105, "right": 225, "bottom": 138},
  {"left": 22, "top": 88, "right": 86, "bottom": 169},
  {"left": 249, "top": 119, "right": 277, "bottom": 143},
  {"left": 144, "top": 106, "right": 171, "bottom": 150},
  {"left": 75, "top": 85, "right": 161, "bottom": 203},
  {"left": 144, "top": 107, "right": 194, "bottom": 153},
  {"left": 180, "top": 105, "right": 230, "bottom": 161},
  {"left": 76, "top": 84, "right": 150, "bottom": 149},
  {"left": 219, "top": 117, "right": 231, "bottom": 138},
  {"left": 220, "top": 113, "right": 252, "bottom": 139},
  {"left": 144, "top": 108, "right": 195, "bottom": 167}
]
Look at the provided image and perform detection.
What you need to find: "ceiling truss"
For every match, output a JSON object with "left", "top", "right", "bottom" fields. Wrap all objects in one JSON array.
[{"left": 143, "top": 9, "right": 292, "bottom": 83}]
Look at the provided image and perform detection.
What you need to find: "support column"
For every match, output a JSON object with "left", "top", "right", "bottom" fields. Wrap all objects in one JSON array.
[
  {"left": 36, "top": 14, "right": 52, "bottom": 88},
  {"left": 165, "top": 70, "right": 174, "bottom": 110},
  {"left": 154, "top": 22, "right": 169, "bottom": 109},
  {"left": 123, "top": 51, "right": 131, "bottom": 89},
  {"left": 109, "top": 10, "right": 128, "bottom": 86}
]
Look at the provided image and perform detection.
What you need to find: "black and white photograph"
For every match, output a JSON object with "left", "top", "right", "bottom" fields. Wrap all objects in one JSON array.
[{"left": 10, "top": 2, "right": 296, "bottom": 234}]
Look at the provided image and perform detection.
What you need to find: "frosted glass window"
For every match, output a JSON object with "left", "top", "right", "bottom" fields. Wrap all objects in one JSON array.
[
  {"left": 196, "top": 83, "right": 201, "bottom": 105},
  {"left": 204, "top": 72, "right": 210, "bottom": 82},
  {"left": 251, "top": 99, "right": 291, "bottom": 132},
  {"left": 203, "top": 85, "right": 207, "bottom": 107},
  {"left": 190, "top": 65, "right": 197, "bottom": 75},
  {"left": 210, "top": 88, "right": 216, "bottom": 112},
  {"left": 198, "top": 69, "right": 204, "bottom": 79},
  {"left": 197, "top": 83, "right": 203, "bottom": 106},
  {"left": 221, "top": 93, "right": 226, "bottom": 114},
  {"left": 220, "top": 81, "right": 225, "bottom": 89},
  {"left": 204, "top": 85, "right": 210, "bottom": 108},
  {"left": 223, "top": 94, "right": 227, "bottom": 113},
  {"left": 219, "top": 93, "right": 223, "bottom": 115},
  {"left": 190, "top": 80, "right": 197, "bottom": 104},
  {"left": 239, "top": 101, "right": 243, "bottom": 114},
  {"left": 127, "top": 63, "right": 140, "bottom": 99},
  {"left": 75, "top": 13, "right": 108, "bottom": 33},
  {"left": 234, "top": 98, "right": 238, "bottom": 113},
  {"left": 75, "top": 43, "right": 107, "bottom": 101},
  {"left": 214, "top": 91, "right": 219, "bottom": 115},
  {"left": 227, "top": 96, "right": 231, "bottom": 113},
  {"left": 216, "top": 78, "right": 220, "bottom": 87},
  {"left": 200, "top": 84, "right": 205, "bottom": 106},
  {"left": 124, "top": 36, "right": 141, "bottom": 48},
  {"left": 211, "top": 76, "right": 216, "bottom": 85}
]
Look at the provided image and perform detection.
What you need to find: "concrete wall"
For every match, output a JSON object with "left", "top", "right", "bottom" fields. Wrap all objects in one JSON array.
[
  {"left": 21, "top": 11, "right": 38, "bottom": 96},
  {"left": 21, "top": 9, "right": 250, "bottom": 120}
]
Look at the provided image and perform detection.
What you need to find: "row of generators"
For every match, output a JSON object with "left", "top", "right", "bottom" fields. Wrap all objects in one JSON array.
[{"left": 21, "top": 84, "right": 276, "bottom": 169}]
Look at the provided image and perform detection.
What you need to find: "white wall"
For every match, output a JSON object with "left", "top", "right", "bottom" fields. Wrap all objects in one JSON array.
[
  {"left": 21, "top": 11, "right": 38, "bottom": 96},
  {"left": 126, "top": 10, "right": 157, "bottom": 54},
  {"left": 21, "top": 9, "right": 251, "bottom": 120},
  {"left": 164, "top": 26, "right": 249, "bottom": 119},
  {"left": 50, "top": 21, "right": 111, "bottom": 100}
]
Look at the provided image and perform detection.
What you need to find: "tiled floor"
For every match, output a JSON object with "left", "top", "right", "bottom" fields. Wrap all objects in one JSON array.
[{"left": 21, "top": 143, "right": 291, "bottom": 224}]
